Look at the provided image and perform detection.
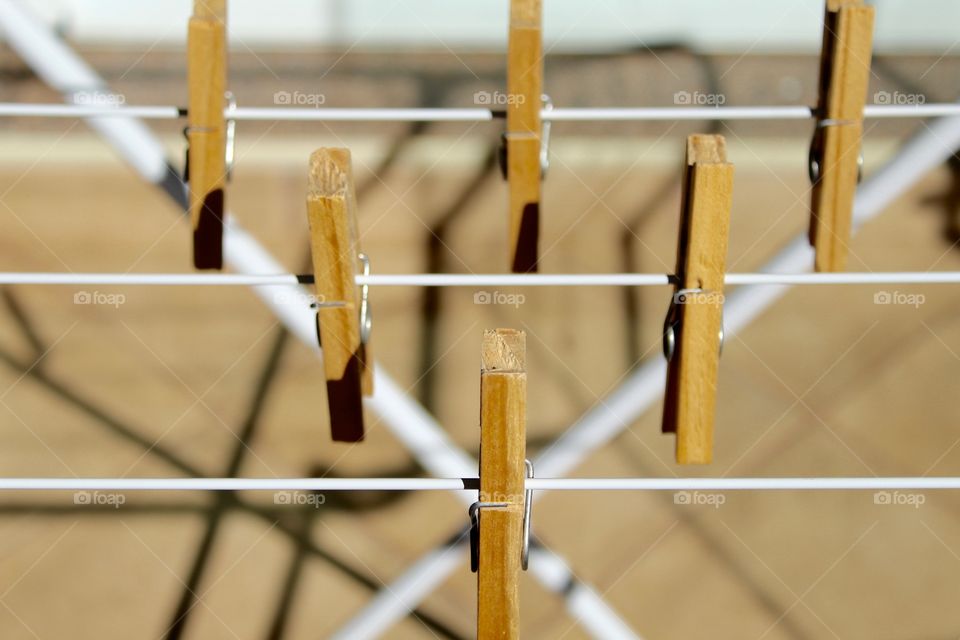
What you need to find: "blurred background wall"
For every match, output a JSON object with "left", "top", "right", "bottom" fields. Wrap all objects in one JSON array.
[{"left": 17, "top": 0, "right": 960, "bottom": 51}]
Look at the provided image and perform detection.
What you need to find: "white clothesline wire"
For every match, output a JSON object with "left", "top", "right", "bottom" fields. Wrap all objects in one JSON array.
[
  {"left": 0, "top": 102, "right": 957, "bottom": 122},
  {"left": 0, "top": 272, "right": 958, "bottom": 287},
  {"left": 0, "top": 477, "right": 955, "bottom": 491}
]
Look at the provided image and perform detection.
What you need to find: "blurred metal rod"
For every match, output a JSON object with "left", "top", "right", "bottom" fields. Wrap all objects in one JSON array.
[
  {"left": 3, "top": 477, "right": 960, "bottom": 491},
  {"left": 2, "top": 271, "right": 960, "bottom": 286},
  {"left": 1, "top": 102, "right": 959, "bottom": 121}
]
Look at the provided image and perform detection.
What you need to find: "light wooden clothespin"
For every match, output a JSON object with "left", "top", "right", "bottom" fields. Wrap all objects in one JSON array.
[
  {"left": 505, "top": 0, "right": 544, "bottom": 273},
  {"left": 808, "top": 0, "right": 875, "bottom": 272},
  {"left": 471, "top": 329, "right": 528, "bottom": 639},
  {"left": 662, "top": 135, "right": 734, "bottom": 465},
  {"left": 306, "top": 148, "right": 374, "bottom": 443},
  {"left": 187, "top": 0, "right": 231, "bottom": 269}
]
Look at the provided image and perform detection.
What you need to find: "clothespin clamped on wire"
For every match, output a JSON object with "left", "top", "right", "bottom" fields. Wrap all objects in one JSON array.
[
  {"left": 662, "top": 135, "right": 734, "bottom": 465},
  {"left": 499, "top": 0, "right": 548, "bottom": 273},
  {"left": 306, "top": 148, "right": 374, "bottom": 443},
  {"left": 186, "top": 0, "right": 235, "bottom": 269},
  {"left": 808, "top": 0, "right": 875, "bottom": 272},
  {"left": 470, "top": 329, "right": 530, "bottom": 639}
]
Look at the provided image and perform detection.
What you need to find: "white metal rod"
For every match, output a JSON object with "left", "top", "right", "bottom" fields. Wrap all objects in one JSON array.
[
  {"left": 2, "top": 272, "right": 959, "bottom": 286},
  {"left": 0, "top": 103, "right": 182, "bottom": 119},
  {"left": 1, "top": 102, "right": 959, "bottom": 122},
  {"left": 0, "top": 477, "right": 956, "bottom": 491},
  {"left": 233, "top": 107, "right": 494, "bottom": 121}
]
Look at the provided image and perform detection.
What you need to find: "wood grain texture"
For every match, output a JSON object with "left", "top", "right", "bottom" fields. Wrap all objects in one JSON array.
[
  {"left": 307, "top": 148, "right": 373, "bottom": 442},
  {"left": 478, "top": 329, "right": 526, "bottom": 639},
  {"left": 187, "top": 0, "right": 228, "bottom": 269},
  {"left": 506, "top": 0, "right": 542, "bottom": 273},
  {"left": 809, "top": 0, "right": 875, "bottom": 272},
  {"left": 663, "top": 135, "right": 733, "bottom": 465}
]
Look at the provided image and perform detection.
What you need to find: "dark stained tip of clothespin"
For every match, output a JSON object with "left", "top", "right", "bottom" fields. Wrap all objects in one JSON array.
[
  {"left": 326, "top": 352, "right": 366, "bottom": 442},
  {"left": 510, "top": 202, "right": 539, "bottom": 273},
  {"left": 193, "top": 188, "right": 224, "bottom": 269}
]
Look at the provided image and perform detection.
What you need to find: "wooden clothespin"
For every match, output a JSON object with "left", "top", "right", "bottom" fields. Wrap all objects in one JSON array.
[
  {"left": 662, "top": 135, "right": 734, "bottom": 465},
  {"left": 306, "top": 148, "right": 374, "bottom": 443},
  {"left": 472, "top": 329, "right": 527, "bottom": 639},
  {"left": 505, "top": 0, "right": 544, "bottom": 273},
  {"left": 187, "top": 0, "right": 230, "bottom": 269},
  {"left": 808, "top": 0, "right": 875, "bottom": 272}
]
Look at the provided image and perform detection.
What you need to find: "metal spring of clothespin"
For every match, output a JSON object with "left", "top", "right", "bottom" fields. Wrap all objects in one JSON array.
[
  {"left": 358, "top": 252, "right": 373, "bottom": 346},
  {"left": 497, "top": 95, "right": 553, "bottom": 180},
  {"left": 662, "top": 288, "right": 725, "bottom": 362},
  {"left": 539, "top": 95, "right": 552, "bottom": 179},
  {"left": 470, "top": 459, "right": 534, "bottom": 573},
  {"left": 181, "top": 91, "right": 236, "bottom": 185},
  {"left": 807, "top": 116, "right": 864, "bottom": 185},
  {"left": 224, "top": 91, "right": 237, "bottom": 181},
  {"left": 309, "top": 252, "right": 370, "bottom": 341}
]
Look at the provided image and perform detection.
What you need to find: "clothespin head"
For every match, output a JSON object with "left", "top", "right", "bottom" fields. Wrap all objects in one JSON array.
[
  {"left": 186, "top": 0, "right": 229, "bottom": 270},
  {"left": 505, "top": 0, "right": 543, "bottom": 273},
  {"left": 476, "top": 329, "right": 527, "bottom": 638},
  {"left": 808, "top": 0, "right": 875, "bottom": 272},
  {"left": 662, "top": 135, "right": 734, "bottom": 465},
  {"left": 307, "top": 148, "right": 374, "bottom": 442}
]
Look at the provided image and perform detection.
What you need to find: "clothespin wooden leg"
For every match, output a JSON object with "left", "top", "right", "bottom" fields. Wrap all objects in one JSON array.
[
  {"left": 477, "top": 329, "right": 526, "bottom": 639},
  {"left": 307, "top": 148, "right": 374, "bottom": 443},
  {"left": 187, "top": 0, "right": 228, "bottom": 269},
  {"left": 809, "top": 0, "right": 875, "bottom": 272},
  {"left": 506, "top": 0, "right": 543, "bottom": 273},
  {"left": 662, "top": 135, "right": 734, "bottom": 465}
]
